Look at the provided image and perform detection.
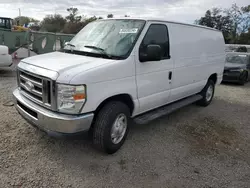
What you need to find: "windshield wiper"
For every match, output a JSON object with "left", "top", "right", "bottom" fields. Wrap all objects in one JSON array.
[
  {"left": 65, "top": 43, "right": 75, "bottom": 48},
  {"left": 84, "top": 45, "right": 112, "bottom": 58}
]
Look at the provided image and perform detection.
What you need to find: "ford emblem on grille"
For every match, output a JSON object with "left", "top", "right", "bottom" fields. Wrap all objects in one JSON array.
[{"left": 24, "top": 81, "right": 34, "bottom": 91}]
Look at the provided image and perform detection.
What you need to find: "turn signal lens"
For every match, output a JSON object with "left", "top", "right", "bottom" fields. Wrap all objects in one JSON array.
[{"left": 73, "top": 93, "right": 85, "bottom": 100}]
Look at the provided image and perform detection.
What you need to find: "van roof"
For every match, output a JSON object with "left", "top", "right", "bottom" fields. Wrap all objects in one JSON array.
[{"left": 101, "top": 17, "right": 220, "bottom": 32}]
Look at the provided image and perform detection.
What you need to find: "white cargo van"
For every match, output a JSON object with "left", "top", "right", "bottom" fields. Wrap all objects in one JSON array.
[{"left": 13, "top": 18, "right": 225, "bottom": 154}]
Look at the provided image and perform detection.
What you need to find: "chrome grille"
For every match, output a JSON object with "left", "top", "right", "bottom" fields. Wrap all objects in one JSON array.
[{"left": 18, "top": 69, "right": 54, "bottom": 109}]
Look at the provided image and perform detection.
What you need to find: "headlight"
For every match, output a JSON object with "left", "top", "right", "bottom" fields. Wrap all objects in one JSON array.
[
  {"left": 230, "top": 68, "right": 244, "bottom": 72},
  {"left": 57, "top": 84, "right": 86, "bottom": 114}
]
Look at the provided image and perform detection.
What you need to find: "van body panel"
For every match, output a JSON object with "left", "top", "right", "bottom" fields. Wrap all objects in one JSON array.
[{"left": 167, "top": 23, "right": 225, "bottom": 102}]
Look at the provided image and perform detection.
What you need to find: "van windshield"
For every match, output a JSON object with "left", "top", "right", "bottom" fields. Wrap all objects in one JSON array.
[{"left": 63, "top": 19, "right": 145, "bottom": 59}]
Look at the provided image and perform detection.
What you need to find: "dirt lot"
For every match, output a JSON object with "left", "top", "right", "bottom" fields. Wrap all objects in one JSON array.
[{"left": 0, "top": 64, "right": 250, "bottom": 188}]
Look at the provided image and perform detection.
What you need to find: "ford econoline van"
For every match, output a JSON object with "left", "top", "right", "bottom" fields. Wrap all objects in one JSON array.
[{"left": 13, "top": 18, "right": 225, "bottom": 153}]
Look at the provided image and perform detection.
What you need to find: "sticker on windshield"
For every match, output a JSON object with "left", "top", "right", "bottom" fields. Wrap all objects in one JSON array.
[{"left": 119, "top": 28, "right": 138, "bottom": 34}]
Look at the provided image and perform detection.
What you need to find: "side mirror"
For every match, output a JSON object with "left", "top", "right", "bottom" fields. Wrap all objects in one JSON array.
[{"left": 140, "top": 44, "right": 161, "bottom": 62}]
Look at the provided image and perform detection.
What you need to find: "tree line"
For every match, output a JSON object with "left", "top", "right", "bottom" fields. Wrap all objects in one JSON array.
[
  {"left": 14, "top": 8, "right": 116, "bottom": 34},
  {"left": 15, "top": 4, "right": 249, "bottom": 44},
  {"left": 195, "top": 3, "right": 250, "bottom": 44}
]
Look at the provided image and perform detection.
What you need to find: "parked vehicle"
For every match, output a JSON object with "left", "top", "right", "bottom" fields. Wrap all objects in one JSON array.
[
  {"left": 0, "top": 45, "right": 12, "bottom": 67},
  {"left": 225, "top": 44, "right": 250, "bottom": 53},
  {"left": 13, "top": 18, "right": 225, "bottom": 154},
  {"left": 0, "top": 16, "right": 29, "bottom": 31},
  {"left": 223, "top": 52, "right": 250, "bottom": 85},
  {"left": 0, "top": 17, "right": 13, "bottom": 30}
]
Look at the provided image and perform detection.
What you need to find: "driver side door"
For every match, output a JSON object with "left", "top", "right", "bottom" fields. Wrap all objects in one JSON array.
[{"left": 135, "top": 23, "right": 174, "bottom": 114}]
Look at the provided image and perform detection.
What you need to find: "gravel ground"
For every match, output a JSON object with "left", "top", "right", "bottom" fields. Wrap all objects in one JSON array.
[{"left": 0, "top": 64, "right": 250, "bottom": 188}]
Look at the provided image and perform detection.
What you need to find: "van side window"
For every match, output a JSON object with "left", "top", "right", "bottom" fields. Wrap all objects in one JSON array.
[{"left": 139, "top": 24, "right": 170, "bottom": 61}]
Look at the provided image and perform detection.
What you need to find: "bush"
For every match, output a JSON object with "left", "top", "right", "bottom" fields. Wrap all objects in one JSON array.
[
  {"left": 40, "top": 14, "right": 66, "bottom": 33},
  {"left": 63, "top": 22, "right": 86, "bottom": 34}
]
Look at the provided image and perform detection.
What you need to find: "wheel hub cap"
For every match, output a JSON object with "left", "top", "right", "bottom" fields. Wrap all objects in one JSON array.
[
  {"left": 111, "top": 114, "right": 127, "bottom": 144},
  {"left": 206, "top": 85, "right": 213, "bottom": 101}
]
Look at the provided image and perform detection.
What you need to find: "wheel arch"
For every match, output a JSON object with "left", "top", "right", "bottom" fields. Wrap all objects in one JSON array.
[
  {"left": 95, "top": 93, "right": 135, "bottom": 116},
  {"left": 208, "top": 73, "right": 217, "bottom": 84}
]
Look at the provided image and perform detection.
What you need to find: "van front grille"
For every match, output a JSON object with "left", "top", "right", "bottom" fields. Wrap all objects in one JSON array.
[{"left": 18, "top": 69, "right": 54, "bottom": 109}]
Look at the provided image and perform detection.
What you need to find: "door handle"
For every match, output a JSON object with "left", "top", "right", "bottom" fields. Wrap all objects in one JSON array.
[{"left": 169, "top": 71, "right": 172, "bottom": 80}]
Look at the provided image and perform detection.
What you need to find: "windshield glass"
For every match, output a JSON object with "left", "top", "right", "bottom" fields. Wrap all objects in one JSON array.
[
  {"left": 226, "top": 54, "right": 249, "bottom": 64},
  {"left": 64, "top": 19, "right": 145, "bottom": 59}
]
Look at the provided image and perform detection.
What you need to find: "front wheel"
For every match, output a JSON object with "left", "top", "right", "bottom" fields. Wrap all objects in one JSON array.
[
  {"left": 92, "top": 101, "right": 130, "bottom": 154},
  {"left": 239, "top": 71, "right": 248, "bottom": 85},
  {"left": 197, "top": 80, "right": 215, "bottom": 107}
]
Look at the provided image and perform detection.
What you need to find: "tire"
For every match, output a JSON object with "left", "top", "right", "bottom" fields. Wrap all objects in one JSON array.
[
  {"left": 92, "top": 101, "right": 130, "bottom": 154},
  {"left": 197, "top": 80, "right": 215, "bottom": 107},
  {"left": 239, "top": 71, "right": 248, "bottom": 85}
]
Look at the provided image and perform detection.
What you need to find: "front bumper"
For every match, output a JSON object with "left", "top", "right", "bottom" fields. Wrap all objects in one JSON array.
[
  {"left": 223, "top": 71, "right": 241, "bottom": 82},
  {"left": 13, "top": 89, "right": 94, "bottom": 136}
]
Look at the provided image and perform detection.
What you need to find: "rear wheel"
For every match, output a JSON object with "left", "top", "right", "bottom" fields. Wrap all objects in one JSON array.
[
  {"left": 92, "top": 101, "right": 130, "bottom": 154},
  {"left": 197, "top": 80, "right": 215, "bottom": 107}
]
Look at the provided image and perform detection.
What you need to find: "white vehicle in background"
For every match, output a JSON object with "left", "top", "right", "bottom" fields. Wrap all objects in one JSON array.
[
  {"left": 0, "top": 45, "right": 12, "bottom": 67},
  {"left": 13, "top": 18, "right": 225, "bottom": 154}
]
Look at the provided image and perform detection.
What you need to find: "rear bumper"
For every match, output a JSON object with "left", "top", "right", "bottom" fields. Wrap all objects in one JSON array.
[{"left": 13, "top": 88, "right": 94, "bottom": 136}]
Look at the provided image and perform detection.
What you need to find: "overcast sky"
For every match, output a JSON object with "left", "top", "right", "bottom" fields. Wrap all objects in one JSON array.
[{"left": 0, "top": 0, "right": 249, "bottom": 23}]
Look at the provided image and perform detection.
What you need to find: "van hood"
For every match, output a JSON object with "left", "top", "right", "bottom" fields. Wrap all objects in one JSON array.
[{"left": 22, "top": 51, "right": 114, "bottom": 75}]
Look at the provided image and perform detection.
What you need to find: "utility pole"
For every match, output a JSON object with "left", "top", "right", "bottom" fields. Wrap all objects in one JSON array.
[{"left": 19, "top": 8, "right": 21, "bottom": 17}]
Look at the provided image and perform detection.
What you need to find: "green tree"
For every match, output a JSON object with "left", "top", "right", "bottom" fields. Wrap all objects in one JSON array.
[
  {"left": 195, "top": 10, "right": 213, "bottom": 27},
  {"left": 226, "top": 4, "right": 250, "bottom": 32},
  {"left": 238, "top": 29, "right": 250, "bottom": 44},
  {"left": 107, "top": 14, "right": 114, "bottom": 18},
  {"left": 66, "top": 8, "right": 82, "bottom": 23},
  {"left": 40, "top": 14, "right": 66, "bottom": 32},
  {"left": 63, "top": 22, "right": 84, "bottom": 34},
  {"left": 224, "top": 4, "right": 250, "bottom": 43},
  {"left": 63, "top": 16, "right": 97, "bottom": 34},
  {"left": 84, "top": 16, "right": 98, "bottom": 24},
  {"left": 225, "top": 4, "right": 243, "bottom": 42},
  {"left": 240, "top": 5, "right": 250, "bottom": 33},
  {"left": 63, "top": 8, "right": 84, "bottom": 34},
  {"left": 196, "top": 4, "right": 250, "bottom": 44},
  {"left": 195, "top": 8, "right": 233, "bottom": 43}
]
